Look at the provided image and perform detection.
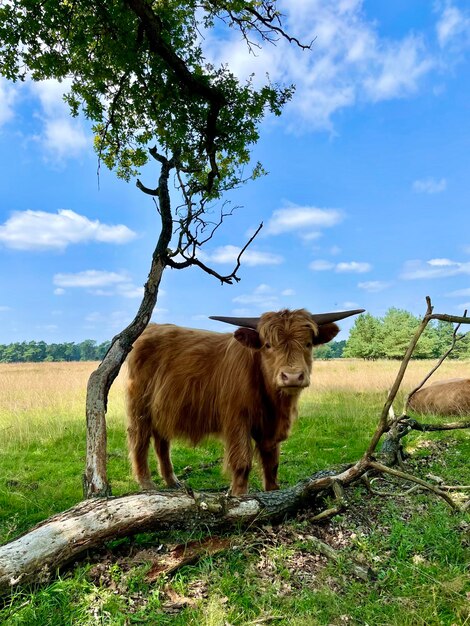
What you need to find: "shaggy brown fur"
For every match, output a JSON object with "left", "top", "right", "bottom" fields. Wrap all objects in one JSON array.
[
  {"left": 126, "top": 309, "right": 339, "bottom": 495},
  {"left": 408, "top": 378, "right": 470, "bottom": 416}
]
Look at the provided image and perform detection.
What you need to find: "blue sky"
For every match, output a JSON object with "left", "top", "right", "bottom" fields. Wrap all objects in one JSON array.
[{"left": 0, "top": 0, "right": 469, "bottom": 344}]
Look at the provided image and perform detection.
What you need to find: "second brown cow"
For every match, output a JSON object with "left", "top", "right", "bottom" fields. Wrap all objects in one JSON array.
[
  {"left": 408, "top": 378, "right": 470, "bottom": 416},
  {"left": 126, "top": 307, "right": 362, "bottom": 495}
]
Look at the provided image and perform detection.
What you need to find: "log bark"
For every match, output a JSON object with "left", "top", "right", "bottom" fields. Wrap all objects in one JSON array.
[{"left": 1, "top": 465, "right": 362, "bottom": 594}]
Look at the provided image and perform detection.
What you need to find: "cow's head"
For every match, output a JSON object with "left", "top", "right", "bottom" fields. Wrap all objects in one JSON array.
[{"left": 210, "top": 308, "right": 364, "bottom": 395}]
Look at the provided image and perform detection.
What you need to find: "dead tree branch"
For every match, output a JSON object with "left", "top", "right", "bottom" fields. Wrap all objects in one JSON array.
[
  {"left": 362, "top": 297, "right": 434, "bottom": 459},
  {"left": 368, "top": 461, "right": 460, "bottom": 510},
  {"left": 399, "top": 417, "right": 470, "bottom": 432}
]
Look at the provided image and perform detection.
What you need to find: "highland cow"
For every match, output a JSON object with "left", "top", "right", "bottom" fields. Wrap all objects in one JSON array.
[{"left": 126, "top": 308, "right": 362, "bottom": 495}]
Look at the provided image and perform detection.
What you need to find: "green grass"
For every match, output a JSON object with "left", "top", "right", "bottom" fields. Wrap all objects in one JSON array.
[{"left": 1, "top": 364, "right": 469, "bottom": 626}]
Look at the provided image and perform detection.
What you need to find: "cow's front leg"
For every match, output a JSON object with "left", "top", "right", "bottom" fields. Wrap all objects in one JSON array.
[
  {"left": 226, "top": 432, "right": 253, "bottom": 496},
  {"left": 257, "top": 442, "right": 280, "bottom": 491}
]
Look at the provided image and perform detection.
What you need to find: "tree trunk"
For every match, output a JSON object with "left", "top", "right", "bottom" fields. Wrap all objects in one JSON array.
[
  {"left": 1, "top": 464, "right": 362, "bottom": 594},
  {"left": 83, "top": 156, "right": 174, "bottom": 498},
  {"left": 83, "top": 257, "right": 166, "bottom": 497}
]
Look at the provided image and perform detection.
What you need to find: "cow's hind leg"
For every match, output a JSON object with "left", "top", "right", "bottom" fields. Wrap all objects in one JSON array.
[
  {"left": 152, "top": 430, "right": 181, "bottom": 488},
  {"left": 127, "top": 413, "right": 156, "bottom": 491},
  {"left": 256, "top": 442, "right": 280, "bottom": 491}
]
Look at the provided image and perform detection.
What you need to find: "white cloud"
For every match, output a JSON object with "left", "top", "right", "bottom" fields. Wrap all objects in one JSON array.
[
  {"left": 36, "top": 324, "right": 59, "bottom": 333},
  {"left": 200, "top": 245, "right": 283, "bottom": 267},
  {"left": 233, "top": 293, "right": 279, "bottom": 308},
  {"left": 232, "top": 284, "right": 279, "bottom": 310},
  {"left": 358, "top": 280, "right": 391, "bottom": 293},
  {"left": 445, "top": 287, "right": 470, "bottom": 297},
  {"left": 363, "top": 35, "right": 433, "bottom": 102},
  {"left": 54, "top": 270, "right": 129, "bottom": 288},
  {"left": 427, "top": 258, "right": 458, "bottom": 267},
  {"left": 436, "top": 2, "right": 470, "bottom": 48},
  {"left": 52, "top": 270, "right": 146, "bottom": 300},
  {"left": 0, "top": 78, "right": 16, "bottom": 128},
  {"left": 336, "top": 261, "right": 371, "bottom": 273},
  {"left": 0, "top": 305, "right": 11, "bottom": 312},
  {"left": 265, "top": 205, "right": 343, "bottom": 236},
  {"left": 412, "top": 177, "right": 447, "bottom": 193},
  {"left": 299, "top": 231, "right": 323, "bottom": 242},
  {"left": 401, "top": 258, "right": 470, "bottom": 279},
  {"left": 42, "top": 118, "right": 88, "bottom": 160},
  {"left": 30, "top": 78, "right": 90, "bottom": 159},
  {"left": 204, "top": 1, "right": 435, "bottom": 131},
  {"left": 231, "top": 284, "right": 298, "bottom": 311},
  {"left": 84, "top": 310, "right": 136, "bottom": 331},
  {"left": 309, "top": 260, "right": 335, "bottom": 271},
  {"left": 0, "top": 209, "right": 137, "bottom": 251},
  {"left": 310, "top": 259, "right": 371, "bottom": 273},
  {"left": 116, "top": 284, "right": 144, "bottom": 299}
]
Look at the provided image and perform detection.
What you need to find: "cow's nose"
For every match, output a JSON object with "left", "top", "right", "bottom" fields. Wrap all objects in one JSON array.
[{"left": 281, "top": 371, "right": 305, "bottom": 386}]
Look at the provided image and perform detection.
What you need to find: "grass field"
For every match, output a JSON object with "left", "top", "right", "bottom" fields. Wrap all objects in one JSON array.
[{"left": 0, "top": 359, "right": 469, "bottom": 625}]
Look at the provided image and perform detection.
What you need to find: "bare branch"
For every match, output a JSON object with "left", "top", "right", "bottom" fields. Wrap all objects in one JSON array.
[
  {"left": 399, "top": 417, "right": 470, "bottom": 432},
  {"left": 166, "top": 222, "right": 264, "bottom": 285},
  {"left": 136, "top": 179, "right": 159, "bottom": 196},
  {"left": 245, "top": 5, "right": 314, "bottom": 50},
  {"left": 362, "top": 296, "right": 434, "bottom": 458},
  {"left": 429, "top": 312, "right": 470, "bottom": 324},
  {"left": 215, "top": 2, "right": 314, "bottom": 51},
  {"left": 368, "top": 461, "right": 459, "bottom": 510}
]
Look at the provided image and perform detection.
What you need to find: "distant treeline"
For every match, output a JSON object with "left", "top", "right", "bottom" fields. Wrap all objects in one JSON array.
[
  {"left": 0, "top": 340, "right": 111, "bottom": 363},
  {"left": 1, "top": 308, "right": 469, "bottom": 363}
]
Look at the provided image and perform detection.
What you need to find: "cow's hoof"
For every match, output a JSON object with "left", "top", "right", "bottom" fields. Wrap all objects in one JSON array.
[{"left": 140, "top": 480, "right": 158, "bottom": 491}]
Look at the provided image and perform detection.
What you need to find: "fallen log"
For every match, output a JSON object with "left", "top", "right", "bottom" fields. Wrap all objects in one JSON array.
[{"left": 1, "top": 463, "right": 367, "bottom": 594}]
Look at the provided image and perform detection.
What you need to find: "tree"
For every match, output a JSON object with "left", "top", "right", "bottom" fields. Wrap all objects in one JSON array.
[
  {"left": 79, "top": 340, "right": 99, "bottom": 362},
  {"left": 381, "top": 308, "right": 436, "bottom": 360},
  {"left": 343, "top": 313, "right": 383, "bottom": 359},
  {"left": 314, "top": 340, "right": 346, "bottom": 359},
  {"left": 0, "top": 1, "right": 306, "bottom": 496}
]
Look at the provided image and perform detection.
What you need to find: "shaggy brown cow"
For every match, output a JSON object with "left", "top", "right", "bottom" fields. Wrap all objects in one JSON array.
[
  {"left": 408, "top": 378, "right": 470, "bottom": 416},
  {"left": 126, "top": 308, "right": 363, "bottom": 495}
]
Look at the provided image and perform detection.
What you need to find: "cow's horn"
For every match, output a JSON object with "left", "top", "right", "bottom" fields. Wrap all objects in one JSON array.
[
  {"left": 209, "top": 316, "right": 260, "bottom": 330},
  {"left": 210, "top": 309, "right": 364, "bottom": 329},
  {"left": 310, "top": 309, "right": 365, "bottom": 325}
]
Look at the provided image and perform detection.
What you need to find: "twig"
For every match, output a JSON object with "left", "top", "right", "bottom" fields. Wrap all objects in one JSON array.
[
  {"left": 368, "top": 461, "right": 459, "bottom": 510},
  {"left": 368, "top": 477, "right": 420, "bottom": 498},
  {"left": 310, "top": 481, "right": 345, "bottom": 522},
  {"left": 305, "top": 535, "right": 373, "bottom": 581}
]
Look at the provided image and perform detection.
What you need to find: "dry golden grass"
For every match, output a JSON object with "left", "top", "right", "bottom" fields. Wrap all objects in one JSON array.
[
  {"left": 1, "top": 359, "right": 468, "bottom": 445},
  {"left": 0, "top": 362, "right": 127, "bottom": 445},
  {"left": 310, "top": 358, "right": 470, "bottom": 393}
]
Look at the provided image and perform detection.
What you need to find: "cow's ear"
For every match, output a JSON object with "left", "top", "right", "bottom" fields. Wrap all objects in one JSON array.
[
  {"left": 313, "top": 322, "right": 339, "bottom": 345},
  {"left": 234, "top": 327, "right": 262, "bottom": 350}
]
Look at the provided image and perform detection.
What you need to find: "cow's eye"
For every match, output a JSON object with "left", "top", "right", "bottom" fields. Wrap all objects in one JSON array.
[
  {"left": 306, "top": 342, "right": 312, "bottom": 349},
  {"left": 265, "top": 342, "right": 271, "bottom": 349}
]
